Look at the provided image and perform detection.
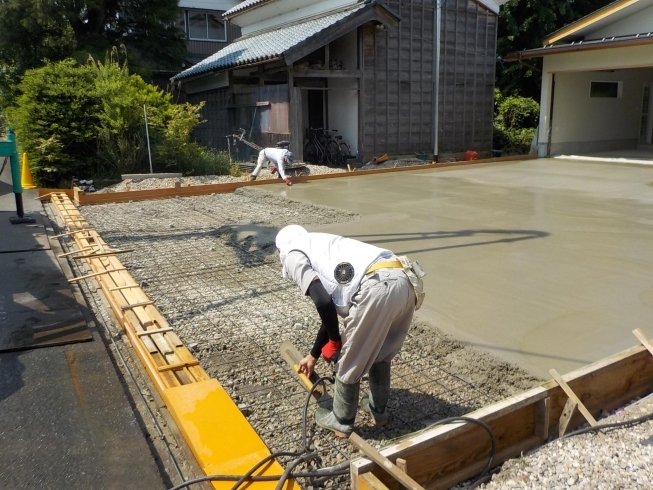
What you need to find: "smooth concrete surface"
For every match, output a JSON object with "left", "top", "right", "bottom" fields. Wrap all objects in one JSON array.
[
  {"left": 0, "top": 165, "right": 167, "bottom": 488},
  {"left": 262, "top": 159, "right": 653, "bottom": 379}
]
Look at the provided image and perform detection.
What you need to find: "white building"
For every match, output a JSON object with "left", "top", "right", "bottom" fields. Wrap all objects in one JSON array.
[{"left": 509, "top": 0, "right": 653, "bottom": 157}]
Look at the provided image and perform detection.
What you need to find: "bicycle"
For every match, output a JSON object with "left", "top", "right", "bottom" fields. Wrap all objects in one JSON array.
[
  {"left": 304, "top": 128, "right": 339, "bottom": 165},
  {"left": 333, "top": 135, "right": 351, "bottom": 166}
]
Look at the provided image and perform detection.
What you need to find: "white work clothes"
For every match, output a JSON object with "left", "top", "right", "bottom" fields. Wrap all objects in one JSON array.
[
  {"left": 276, "top": 225, "right": 415, "bottom": 384},
  {"left": 277, "top": 229, "right": 393, "bottom": 312},
  {"left": 251, "top": 148, "right": 289, "bottom": 179},
  {"left": 283, "top": 250, "right": 415, "bottom": 384}
]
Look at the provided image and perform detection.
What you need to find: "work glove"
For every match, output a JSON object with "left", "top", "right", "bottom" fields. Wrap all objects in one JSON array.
[
  {"left": 321, "top": 340, "right": 341, "bottom": 363},
  {"left": 284, "top": 178, "right": 292, "bottom": 186},
  {"left": 270, "top": 165, "right": 277, "bottom": 175}
]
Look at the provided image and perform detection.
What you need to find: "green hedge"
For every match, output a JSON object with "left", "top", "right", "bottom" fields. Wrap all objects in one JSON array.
[
  {"left": 493, "top": 92, "right": 539, "bottom": 155},
  {"left": 5, "top": 56, "right": 233, "bottom": 187}
]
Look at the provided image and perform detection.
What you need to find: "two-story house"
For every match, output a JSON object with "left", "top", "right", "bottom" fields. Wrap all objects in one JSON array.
[{"left": 172, "top": 0, "right": 508, "bottom": 161}]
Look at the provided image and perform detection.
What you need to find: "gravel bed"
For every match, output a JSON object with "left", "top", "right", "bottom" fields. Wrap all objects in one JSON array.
[
  {"left": 360, "top": 157, "right": 432, "bottom": 170},
  {"left": 463, "top": 394, "right": 653, "bottom": 489},
  {"left": 95, "top": 159, "right": 437, "bottom": 193},
  {"left": 95, "top": 164, "right": 346, "bottom": 193},
  {"left": 80, "top": 187, "right": 540, "bottom": 489}
]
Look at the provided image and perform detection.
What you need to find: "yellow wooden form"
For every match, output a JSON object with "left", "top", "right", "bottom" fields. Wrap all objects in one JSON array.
[
  {"left": 165, "top": 380, "right": 296, "bottom": 490},
  {"left": 48, "top": 192, "right": 298, "bottom": 490}
]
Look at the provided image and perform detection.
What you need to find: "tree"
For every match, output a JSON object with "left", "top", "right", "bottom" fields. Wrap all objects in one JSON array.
[
  {"left": 0, "top": 0, "right": 186, "bottom": 106},
  {"left": 5, "top": 56, "right": 230, "bottom": 187},
  {"left": 496, "top": 0, "right": 615, "bottom": 99}
]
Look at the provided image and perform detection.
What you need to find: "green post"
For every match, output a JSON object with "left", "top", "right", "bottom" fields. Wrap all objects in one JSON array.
[{"left": 0, "top": 128, "right": 35, "bottom": 223}]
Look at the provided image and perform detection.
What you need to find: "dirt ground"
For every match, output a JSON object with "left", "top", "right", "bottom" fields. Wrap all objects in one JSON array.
[{"left": 79, "top": 187, "right": 540, "bottom": 489}]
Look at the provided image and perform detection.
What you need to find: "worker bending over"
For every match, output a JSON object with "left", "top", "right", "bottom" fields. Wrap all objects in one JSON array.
[
  {"left": 275, "top": 225, "right": 425, "bottom": 437},
  {"left": 250, "top": 147, "right": 294, "bottom": 186}
]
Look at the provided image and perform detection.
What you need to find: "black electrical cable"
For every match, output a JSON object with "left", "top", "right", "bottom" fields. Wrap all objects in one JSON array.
[
  {"left": 274, "top": 452, "right": 320, "bottom": 490},
  {"left": 559, "top": 410, "right": 653, "bottom": 440},
  {"left": 422, "top": 416, "right": 497, "bottom": 483}
]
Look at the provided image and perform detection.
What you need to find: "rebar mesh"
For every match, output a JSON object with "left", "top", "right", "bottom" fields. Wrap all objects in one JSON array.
[{"left": 80, "top": 188, "right": 497, "bottom": 488}]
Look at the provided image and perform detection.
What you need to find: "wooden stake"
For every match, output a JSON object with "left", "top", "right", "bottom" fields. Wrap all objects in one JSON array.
[
  {"left": 109, "top": 284, "right": 140, "bottom": 291},
  {"left": 396, "top": 458, "right": 408, "bottom": 474},
  {"left": 49, "top": 229, "right": 93, "bottom": 239},
  {"left": 67, "top": 268, "right": 127, "bottom": 283},
  {"left": 137, "top": 327, "right": 174, "bottom": 336},
  {"left": 58, "top": 247, "right": 93, "bottom": 258},
  {"left": 633, "top": 329, "right": 653, "bottom": 356},
  {"left": 157, "top": 360, "right": 200, "bottom": 372},
  {"left": 349, "top": 432, "right": 425, "bottom": 490},
  {"left": 121, "top": 301, "right": 155, "bottom": 310},
  {"left": 72, "top": 249, "right": 133, "bottom": 259},
  {"left": 535, "top": 397, "right": 551, "bottom": 439},
  {"left": 549, "top": 369, "right": 604, "bottom": 439},
  {"left": 558, "top": 398, "right": 578, "bottom": 438}
]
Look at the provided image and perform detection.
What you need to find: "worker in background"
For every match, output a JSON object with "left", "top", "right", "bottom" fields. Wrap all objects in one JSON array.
[
  {"left": 275, "top": 225, "right": 425, "bottom": 437},
  {"left": 250, "top": 147, "right": 294, "bottom": 186}
]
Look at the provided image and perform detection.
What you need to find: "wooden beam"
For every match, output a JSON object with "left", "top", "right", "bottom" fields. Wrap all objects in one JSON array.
[
  {"left": 558, "top": 398, "right": 578, "bottom": 438},
  {"left": 137, "top": 327, "right": 174, "bottom": 336},
  {"left": 72, "top": 249, "right": 133, "bottom": 259},
  {"left": 293, "top": 69, "right": 361, "bottom": 78},
  {"left": 49, "top": 229, "right": 93, "bottom": 239},
  {"left": 633, "top": 328, "right": 653, "bottom": 356},
  {"left": 549, "top": 369, "right": 603, "bottom": 439},
  {"left": 109, "top": 284, "right": 140, "bottom": 291},
  {"left": 535, "top": 397, "right": 550, "bottom": 439},
  {"left": 67, "top": 268, "right": 127, "bottom": 283},
  {"left": 359, "top": 473, "right": 391, "bottom": 490},
  {"left": 157, "top": 360, "right": 201, "bottom": 372},
  {"left": 73, "top": 155, "right": 536, "bottom": 205},
  {"left": 284, "top": 6, "right": 400, "bottom": 65},
  {"left": 121, "top": 300, "right": 155, "bottom": 310},
  {"left": 349, "top": 432, "right": 426, "bottom": 490},
  {"left": 352, "top": 343, "right": 653, "bottom": 489},
  {"left": 58, "top": 247, "right": 93, "bottom": 257}
]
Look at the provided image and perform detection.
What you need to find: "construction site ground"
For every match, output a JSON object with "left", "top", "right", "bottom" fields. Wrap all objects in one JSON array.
[
  {"left": 9, "top": 156, "right": 653, "bottom": 489},
  {"left": 0, "top": 169, "right": 198, "bottom": 489},
  {"left": 76, "top": 156, "right": 653, "bottom": 487}
]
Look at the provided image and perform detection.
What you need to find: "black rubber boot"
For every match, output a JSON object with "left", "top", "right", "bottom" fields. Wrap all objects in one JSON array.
[
  {"left": 315, "top": 378, "right": 360, "bottom": 438},
  {"left": 361, "top": 361, "right": 391, "bottom": 427}
]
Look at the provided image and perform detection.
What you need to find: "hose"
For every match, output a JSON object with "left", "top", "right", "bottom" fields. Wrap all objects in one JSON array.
[
  {"left": 559, "top": 409, "right": 653, "bottom": 440},
  {"left": 422, "top": 416, "right": 497, "bottom": 483}
]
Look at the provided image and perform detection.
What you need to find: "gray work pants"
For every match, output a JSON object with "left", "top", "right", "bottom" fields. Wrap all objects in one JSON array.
[{"left": 336, "top": 268, "right": 415, "bottom": 383}]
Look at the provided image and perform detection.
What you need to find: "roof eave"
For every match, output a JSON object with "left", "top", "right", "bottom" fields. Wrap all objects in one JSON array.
[
  {"left": 505, "top": 35, "right": 653, "bottom": 61},
  {"left": 542, "top": 0, "right": 641, "bottom": 46}
]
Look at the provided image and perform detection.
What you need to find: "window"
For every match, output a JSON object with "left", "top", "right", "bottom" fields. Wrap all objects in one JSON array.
[
  {"left": 590, "top": 81, "right": 621, "bottom": 98},
  {"left": 178, "top": 10, "right": 226, "bottom": 42}
]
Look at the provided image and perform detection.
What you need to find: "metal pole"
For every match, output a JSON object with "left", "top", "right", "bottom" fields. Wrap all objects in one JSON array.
[
  {"left": 5, "top": 129, "right": 35, "bottom": 223},
  {"left": 144, "top": 104, "right": 153, "bottom": 174},
  {"left": 433, "top": 0, "right": 442, "bottom": 161}
]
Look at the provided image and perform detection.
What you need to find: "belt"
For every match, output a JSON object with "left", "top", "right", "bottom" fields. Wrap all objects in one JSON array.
[{"left": 366, "top": 260, "right": 403, "bottom": 275}]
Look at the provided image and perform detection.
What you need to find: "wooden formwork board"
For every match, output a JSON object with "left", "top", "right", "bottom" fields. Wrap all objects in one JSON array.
[
  {"left": 351, "top": 342, "right": 653, "bottom": 490},
  {"left": 47, "top": 192, "right": 297, "bottom": 490},
  {"left": 59, "top": 154, "right": 536, "bottom": 206}
]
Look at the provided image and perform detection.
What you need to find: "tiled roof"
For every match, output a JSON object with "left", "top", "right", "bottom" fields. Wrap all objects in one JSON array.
[
  {"left": 173, "top": 3, "right": 367, "bottom": 81},
  {"left": 224, "top": 0, "right": 273, "bottom": 18}
]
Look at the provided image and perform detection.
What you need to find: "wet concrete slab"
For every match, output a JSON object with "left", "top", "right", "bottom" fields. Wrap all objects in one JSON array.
[{"left": 261, "top": 159, "right": 653, "bottom": 378}]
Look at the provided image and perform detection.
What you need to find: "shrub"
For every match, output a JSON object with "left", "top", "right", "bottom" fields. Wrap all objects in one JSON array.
[
  {"left": 4, "top": 54, "right": 229, "bottom": 186},
  {"left": 5, "top": 60, "right": 101, "bottom": 186},
  {"left": 493, "top": 93, "right": 539, "bottom": 155}
]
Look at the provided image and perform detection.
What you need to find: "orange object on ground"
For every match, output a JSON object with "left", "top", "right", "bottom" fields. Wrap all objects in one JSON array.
[{"left": 464, "top": 150, "right": 478, "bottom": 161}]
